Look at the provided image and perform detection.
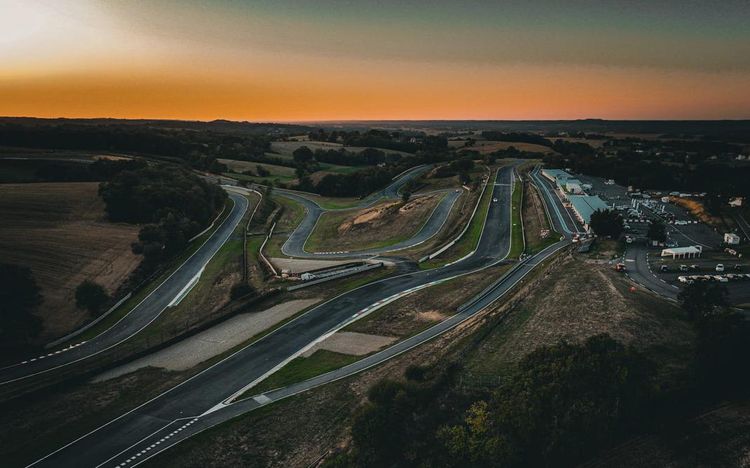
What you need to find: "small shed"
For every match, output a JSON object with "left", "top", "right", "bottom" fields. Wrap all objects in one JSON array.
[{"left": 725, "top": 233, "right": 741, "bottom": 245}]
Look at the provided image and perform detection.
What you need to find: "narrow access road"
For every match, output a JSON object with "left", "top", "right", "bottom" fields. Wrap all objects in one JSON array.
[
  {"left": 0, "top": 192, "right": 250, "bottom": 386},
  {"left": 623, "top": 244, "right": 680, "bottom": 300}
]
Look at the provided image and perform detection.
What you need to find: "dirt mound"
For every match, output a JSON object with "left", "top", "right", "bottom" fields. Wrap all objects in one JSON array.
[{"left": 337, "top": 196, "right": 436, "bottom": 235}]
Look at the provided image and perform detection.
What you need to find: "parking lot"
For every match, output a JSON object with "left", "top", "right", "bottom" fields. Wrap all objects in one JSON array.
[
  {"left": 572, "top": 173, "right": 749, "bottom": 307},
  {"left": 649, "top": 254, "right": 750, "bottom": 306},
  {"left": 576, "top": 174, "right": 724, "bottom": 249}
]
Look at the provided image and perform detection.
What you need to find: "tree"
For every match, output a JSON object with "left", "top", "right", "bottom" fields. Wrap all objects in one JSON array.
[
  {"left": 678, "top": 281, "right": 728, "bottom": 321},
  {"left": 647, "top": 220, "right": 667, "bottom": 243},
  {"left": 292, "top": 146, "right": 314, "bottom": 164},
  {"left": 0, "top": 263, "right": 42, "bottom": 346},
  {"left": 589, "top": 209, "right": 624, "bottom": 238},
  {"left": 693, "top": 309, "right": 750, "bottom": 393},
  {"left": 255, "top": 165, "right": 270, "bottom": 177},
  {"left": 401, "top": 191, "right": 411, "bottom": 203},
  {"left": 75, "top": 280, "right": 110, "bottom": 316}
]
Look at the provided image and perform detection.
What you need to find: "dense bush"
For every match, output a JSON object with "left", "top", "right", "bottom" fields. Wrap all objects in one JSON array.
[
  {"left": 75, "top": 280, "right": 110, "bottom": 316},
  {"left": 440, "top": 335, "right": 655, "bottom": 467},
  {"left": 99, "top": 165, "right": 226, "bottom": 264},
  {"left": 333, "top": 335, "right": 654, "bottom": 468},
  {"left": 0, "top": 264, "right": 42, "bottom": 348},
  {"left": 313, "top": 166, "right": 395, "bottom": 197},
  {"left": 589, "top": 209, "right": 624, "bottom": 238}
]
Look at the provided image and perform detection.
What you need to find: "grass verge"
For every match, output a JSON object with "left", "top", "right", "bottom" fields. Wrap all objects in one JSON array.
[
  {"left": 249, "top": 350, "right": 360, "bottom": 395},
  {"left": 419, "top": 169, "right": 494, "bottom": 269},
  {"left": 509, "top": 176, "right": 525, "bottom": 258}
]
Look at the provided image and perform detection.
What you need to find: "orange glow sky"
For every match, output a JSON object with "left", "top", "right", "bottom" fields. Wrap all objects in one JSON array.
[{"left": 1, "top": 0, "right": 749, "bottom": 121}]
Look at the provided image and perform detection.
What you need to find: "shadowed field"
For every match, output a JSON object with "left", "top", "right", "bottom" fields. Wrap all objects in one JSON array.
[{"left": 0, "top": 182, "right": 140, "bottom": 339}]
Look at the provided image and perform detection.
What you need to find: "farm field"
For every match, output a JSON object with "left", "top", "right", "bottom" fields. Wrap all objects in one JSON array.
[
  {"left": 0, "top": 182, "right": 140, "bottom": 340},
  {"left": 270, "top": 140, "right": 414, "bottom": 158},
  {"left": 218, "top": 159, "right": 295, "bottom": 177},
  {"left": 469, "top": 140, "right": 555, "bottom": 154}
]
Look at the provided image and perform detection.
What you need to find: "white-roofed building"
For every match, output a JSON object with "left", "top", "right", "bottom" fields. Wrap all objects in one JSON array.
[{"left": 661, "top": 245, "right": 703, "bottom": 259}]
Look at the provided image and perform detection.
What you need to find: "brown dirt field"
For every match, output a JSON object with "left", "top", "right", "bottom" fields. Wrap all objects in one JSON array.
[
  {"left": 467, "top": 254, "right": 694, "bottom": 375},
  {"left": 0, "top": 183, "right": 140, "bottom": 339},
  {"left": 217, "top": 159, "right": 295, "bottom": 177},
  {"left": 471, "top": 140, "right": 555, "bottom": 154},
  {"left": 307, "top": 194, "right": 441, "bottom": 252},
  {"left": 554, "top": 137, "right": 607, "bottom": 148}
]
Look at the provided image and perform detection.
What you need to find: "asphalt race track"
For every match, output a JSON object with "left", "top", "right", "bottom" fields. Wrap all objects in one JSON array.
[
  {"left": 0, "top": 193, "right": 250, "bottom": 386},
  {"left": 31, "top": 166, "right": 524, "bottom": 467}
]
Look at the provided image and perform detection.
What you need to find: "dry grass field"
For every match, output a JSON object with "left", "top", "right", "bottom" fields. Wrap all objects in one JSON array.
[
  {"left": 217, "top": 159, "right": 296, "bottom": 177},
  {"left": 466, "top": 254, "right": 694, "bottom": 376},
  {"left": 470, "top": 140, "right": 555, "bottom": 154},
  {"left": 0, "top": 183, "right": 140, "bottom": 340},
  {"left": 270, "top": 140, "right": 414, "bottom": 158}
]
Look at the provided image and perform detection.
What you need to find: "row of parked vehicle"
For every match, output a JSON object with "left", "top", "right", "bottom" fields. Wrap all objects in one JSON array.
[
  {"left": 678, "top": 273, "right": 750, "bottom": 284},
  {"left": 659, "top": 263, "right": 741, "bottom": 273}
]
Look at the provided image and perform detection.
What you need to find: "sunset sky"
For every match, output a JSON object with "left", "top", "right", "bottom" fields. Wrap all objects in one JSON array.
[{"left": 1, "top": 0, "right": 749, "bottom": 121}]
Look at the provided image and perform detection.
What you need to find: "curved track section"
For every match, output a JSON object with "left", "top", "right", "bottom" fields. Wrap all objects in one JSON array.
[
  {"left": 280, "top": 189, "right": 461, "bottom": 258},
  {"left": 0, "top": 193, "right": 250, "bottom": 385},
  {"left": 277, "top": 164, "right": 459, "bottom": 258}
]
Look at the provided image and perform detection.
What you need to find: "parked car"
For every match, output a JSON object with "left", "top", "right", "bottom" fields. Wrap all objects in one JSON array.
[
  {"left": 689, "top": 264, "right": 699, "bottom": 271},
  {"left": 716, "top": 264, "right": 725, "bottom": 272},
  {"left": 734, "top": 264, "right": 743, "bottom": 271},
  {"left": 679, "top": 265, "right": 688, "bottom": 272},
  {"left": 660, "top": 265, "right": 669, "bottom": 272}
]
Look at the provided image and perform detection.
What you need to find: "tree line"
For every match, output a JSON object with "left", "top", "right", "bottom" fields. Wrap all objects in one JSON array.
[
  {"left": 0, "top": 122, "right": 268, "bottom": 173},
  {"left": 98, "top": 162, "right": 227, "bottom": 266}
]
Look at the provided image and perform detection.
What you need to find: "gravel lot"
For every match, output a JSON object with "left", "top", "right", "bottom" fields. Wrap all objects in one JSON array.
[
  {"left": 301, "top": 331, "right": 397, "bottom": 357},
  {"left": 94, "top": 298, "right": 320, "bottom": 381}
]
